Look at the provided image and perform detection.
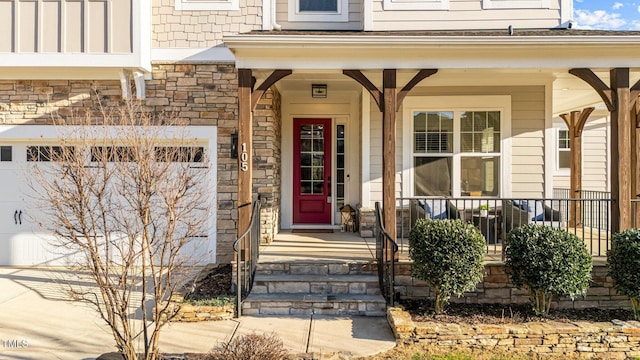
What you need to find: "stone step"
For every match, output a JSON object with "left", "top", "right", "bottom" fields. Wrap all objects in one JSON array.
[
  {"left": 241, "top": 293, "right": 387, "bottom": 317},
  {"left": 252, "top": 274, "right": 381, "bottom": 295},
  {"left": 256, "top": 261, "right": 377, "bottom": 276}
]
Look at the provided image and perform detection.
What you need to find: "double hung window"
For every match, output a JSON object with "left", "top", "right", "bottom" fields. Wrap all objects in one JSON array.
[{"left": 404, "top": 96, "right": 510, "bottom": 198}]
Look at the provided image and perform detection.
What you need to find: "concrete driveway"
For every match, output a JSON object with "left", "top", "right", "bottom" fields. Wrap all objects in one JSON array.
[{"left": 0, "top": 267, "right": 396, "bottom": 359}]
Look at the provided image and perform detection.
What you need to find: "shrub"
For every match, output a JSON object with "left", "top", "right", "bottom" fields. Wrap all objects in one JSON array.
[
  {"left": 208, "top": 333, "right": 289, "bottom": 360},
  {"left": 607, "top": 229, "right": 640, "bottom": 320},
  {"left": 505, "top": 224, "right": 592, "bottom": 316},
  {"left": 409, "top": 219, "right": 486, "bottom": 314}
]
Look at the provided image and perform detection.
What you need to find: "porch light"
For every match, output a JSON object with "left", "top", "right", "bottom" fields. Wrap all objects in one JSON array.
[{"left": 312, "top": 84, "right": 327, "bottom": 98}]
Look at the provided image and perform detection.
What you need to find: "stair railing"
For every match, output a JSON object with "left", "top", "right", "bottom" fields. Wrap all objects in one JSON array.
[
  {"left": 374, "top": 201, "right": 399, "bottom": 306},
  {"left": 233, "top": 195, "right": 262, "bottom": 317}
]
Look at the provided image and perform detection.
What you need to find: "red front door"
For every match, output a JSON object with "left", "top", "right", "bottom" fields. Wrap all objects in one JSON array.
[{"left": 293, "top": 118, "right": 332, "bottom": 224}]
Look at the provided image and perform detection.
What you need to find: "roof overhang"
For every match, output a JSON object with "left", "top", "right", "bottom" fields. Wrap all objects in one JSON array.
[{"left": 225, "top": 33, "right": 640, "bottom": 70}]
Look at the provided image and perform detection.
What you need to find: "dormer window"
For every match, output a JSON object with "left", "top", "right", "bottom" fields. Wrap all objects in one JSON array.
[{"left": 289, "top": 0, "right": 348, "bottom": 22}]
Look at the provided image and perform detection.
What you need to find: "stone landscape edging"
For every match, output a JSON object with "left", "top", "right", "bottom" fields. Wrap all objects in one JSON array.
[
  {"left": 387, "top": 307, "right": 640, "bottom": 358},
  {"left": 160, "top": 295, "right": 235, "bottom": 322}
]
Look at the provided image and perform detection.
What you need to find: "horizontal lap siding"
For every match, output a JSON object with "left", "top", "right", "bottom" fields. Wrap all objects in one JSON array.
[
  {"left": 371, "top": 0, "right": 562, "bottom": 31},
  {"left": 553, "top": 115, "right": 609, "bottom": 193},
  {"left": 368, "top": 86, "right": 546, "bottom": 204}
]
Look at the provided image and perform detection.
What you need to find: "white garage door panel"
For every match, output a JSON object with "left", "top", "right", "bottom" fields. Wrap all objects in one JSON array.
[{"left": 0, "top": 125, "right": 218, "bottom": 266}]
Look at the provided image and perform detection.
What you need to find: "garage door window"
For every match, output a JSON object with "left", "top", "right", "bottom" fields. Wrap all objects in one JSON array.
[
  {"left": 0, "top": 146, "right": 11, "bottom": 162},
  {"left": 155, "top": 147, "right": 204, "bottom": 163},
  {"left": 27, "top": 146, "right": 74, "bottom": 162}
]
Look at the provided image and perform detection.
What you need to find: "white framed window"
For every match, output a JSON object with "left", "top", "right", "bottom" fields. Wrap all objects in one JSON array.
[
  {"left": 383, "top": 0, "right": 449, "bottom": 11},
  {"left": 402, "top": 96, "right": 512, "bottom": 198},
  {"left": 175, "top": 0, "right": 239, "bottom": 11},
  {"left": 482, "top": 0, "right": 550, "bottom": 9},
  {"left": 288, "top": 0, "right": 349, "bottom": 22},
  {"left": 557, "top": 129, "right": 570, "bottom": 173}
]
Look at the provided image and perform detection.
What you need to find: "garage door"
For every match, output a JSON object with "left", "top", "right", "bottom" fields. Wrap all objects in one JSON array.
[{"left": 0, "top": 125, "right": 218, "bottom": 267}]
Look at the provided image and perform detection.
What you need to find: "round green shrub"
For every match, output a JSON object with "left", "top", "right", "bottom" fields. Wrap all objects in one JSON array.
[
  {"left": 409, "top": 218, "right": 486, "bottom": 314},
  {"left": 607, "top": 229, "right": 640, "bottom": 320},
  {"left": 505, "top": 224, "right": 592, "bottom": 315}
]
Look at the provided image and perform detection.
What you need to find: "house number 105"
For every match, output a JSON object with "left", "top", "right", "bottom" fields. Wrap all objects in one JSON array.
[{"left": 240, "top": 143, "right": 249, "bottom": 172}]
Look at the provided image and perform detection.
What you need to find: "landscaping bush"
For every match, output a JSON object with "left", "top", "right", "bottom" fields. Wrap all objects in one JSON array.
[
  {"left": 208, "top": 332, "right": 289, "bottom": 360},
  {"left": 505, "top": 224, "right": 592, "bottom": 316},
  {"left": 607, "top": 229, "right": 640, "bottom": 320},
  {"left": 409, "top": 219, "right": 486, "bottom": 314}
]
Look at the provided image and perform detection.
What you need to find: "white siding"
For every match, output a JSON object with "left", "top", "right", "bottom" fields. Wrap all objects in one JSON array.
[
  {"left": 368, "top": 85, "right": 546, "bottom": 203},
  {"left": 371, "top": 0, "right": 564, "bottom": 31}
]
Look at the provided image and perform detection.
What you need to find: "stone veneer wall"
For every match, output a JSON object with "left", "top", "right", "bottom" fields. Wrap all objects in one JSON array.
[
  {"left": 0, "top": 63, "right": 282, "bottom": 265},
  {"left": 253, "top": 89, "right": 281, "bottom": 244},
  {"left": 388, "top": 307, "right": 640, "bottom": 359},
  {"left": 397, "top": 262, "right": 631, "bottom": 310}
]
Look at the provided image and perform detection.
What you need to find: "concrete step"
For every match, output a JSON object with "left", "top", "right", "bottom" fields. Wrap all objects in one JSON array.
[
  {"left": 241, "top": 293, "right": 387, "bottom": 316},
  {"left": 256, "top": 261, "right": 377, "bottom": 276},
  {"left": 252, "top": 274, "right": 381, "bottom": 295}
]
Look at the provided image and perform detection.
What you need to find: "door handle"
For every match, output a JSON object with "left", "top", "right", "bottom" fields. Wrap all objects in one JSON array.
[
  {"left": 18, "top": 210, "right": 22, "bottom": 225},
  {"left": 14, "top": 210, "right": 18, "bottom": 224}
]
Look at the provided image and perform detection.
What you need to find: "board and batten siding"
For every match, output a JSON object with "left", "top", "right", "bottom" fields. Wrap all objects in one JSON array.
[
  {"left": 370, "top": 0, "right": 564, "bottom": 31},
  {"left": 0, "top": 0, "right": 132, "bottom": 53},
  {"left": 553, "top": 114, "right": 610, "bottom": 193},
  {"left": 275, "top": 0, "right": 363, "bottom": 31},
  {"left": 367, "top": 86, "right": 546, "bottom": 205}
]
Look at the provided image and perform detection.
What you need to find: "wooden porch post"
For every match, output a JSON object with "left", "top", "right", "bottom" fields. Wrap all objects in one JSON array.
[
  {"left": 560, "top": 107, "right": 594, "bottom": 227},
  {"left": 569, "top": 68, "right": 640, "bottom": 232},
  {"left": 343, "top": 69, "right": 437, "bottom": 238},
  {"left": 237, "top": 69, "right": 292, "bottom": 261},
  {"left": 237, "top": 68, "right": 253, "bottom": 256},
  {"left": 634, "top": 103, "right": 640, "bottom": 226}
]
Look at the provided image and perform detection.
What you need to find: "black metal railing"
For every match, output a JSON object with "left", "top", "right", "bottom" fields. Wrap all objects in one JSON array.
[
  {"left": 553, "top": 188, "right": 611, "bottom": 230},
  {"left": 374, "top": 201, "right": 398, "bottom": 306},
  {"left": 396, "top": 196, "right": 612, "bottom": 257},
  {"left": 233, "top": 196, "right": 262, "bottom": 317}
]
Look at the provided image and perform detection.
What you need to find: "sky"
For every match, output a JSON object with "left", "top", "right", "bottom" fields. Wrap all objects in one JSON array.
[{"left": 574, "top": 0, "right": 640, "bottom": 30}]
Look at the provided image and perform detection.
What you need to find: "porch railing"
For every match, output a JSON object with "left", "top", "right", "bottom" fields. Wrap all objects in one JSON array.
[
  {"left": 374, "top": 201, "right": 398, "bottom": 306},
  {"left": 396, "top": 196, "right": 612, "bottom": 257},
  {"left": 233, "top": 196, "right": 262, "bottom": 317}
]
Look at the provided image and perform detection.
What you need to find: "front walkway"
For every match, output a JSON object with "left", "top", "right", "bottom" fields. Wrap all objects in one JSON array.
[{"left": 0, "top": 266, "right": 396, "bottom": 359}]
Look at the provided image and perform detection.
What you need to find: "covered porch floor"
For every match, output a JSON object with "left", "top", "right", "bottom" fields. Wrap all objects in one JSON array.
[{"left": 259, "top": 231, "right": 376, "bottom": 263}]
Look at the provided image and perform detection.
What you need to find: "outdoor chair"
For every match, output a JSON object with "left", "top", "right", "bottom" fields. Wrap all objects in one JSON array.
[{"left": 503, "top": 199, "right": 561, "bottom": 234}]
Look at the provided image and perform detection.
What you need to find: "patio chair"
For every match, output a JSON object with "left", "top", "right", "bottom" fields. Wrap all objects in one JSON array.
[
  {"left": 503, "top": 199, "right": 561, "bottom": 234},
  {"left": 410, "top": 198, "right": 462, "bottom": 227}
]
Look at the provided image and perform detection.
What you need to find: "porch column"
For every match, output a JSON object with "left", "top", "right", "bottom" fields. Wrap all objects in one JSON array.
[
  {"left": 570, "top": 68, "right": 640, "bottom": 232},
  {"left": 560, "top": 107, "right": 594, "bottom": 227},
  {"left": 237, "top": 68, "right": 253, "bottom": 248},
  {"left": 343, "top": 69, "right": 437, "bottom": 238},
  {"left": 382, "top": 69, "right": 397, "bottom": 240},
  {"left": 237, "top": 69, "right": 292, "bottom": 258}
]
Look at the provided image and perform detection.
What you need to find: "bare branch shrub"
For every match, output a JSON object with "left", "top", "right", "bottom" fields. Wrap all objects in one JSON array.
[
  {"left": 208, "top": 333, "right": 289, "bottom": 360},
  {"left": 28, "top": 98, "right": 211, "bottom": 360}
]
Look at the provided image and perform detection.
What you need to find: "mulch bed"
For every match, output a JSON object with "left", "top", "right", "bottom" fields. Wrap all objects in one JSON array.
[
  {"left": 401, "top": 298, "right": 635, "bottom": 324},
  {"left": 183, "top": 264, "right": 233, "bottom": 300}
]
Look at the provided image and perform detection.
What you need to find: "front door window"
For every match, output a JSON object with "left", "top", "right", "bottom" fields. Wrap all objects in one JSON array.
[{"left": 293, "top": 118, "right": 332, "bottom": 224}]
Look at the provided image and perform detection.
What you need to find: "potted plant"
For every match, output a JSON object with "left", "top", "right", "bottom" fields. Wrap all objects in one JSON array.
[{"left": 478, "top": 204, "right": 490, "bottom": 217}]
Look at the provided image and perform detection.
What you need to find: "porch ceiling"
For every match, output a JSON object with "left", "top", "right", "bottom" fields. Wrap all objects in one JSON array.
[
  {"left": 265, "top": 69, "right": 640, "bottom": 116},
  {"left": 227, "top": 31, "right": 640, "bottom": 115}
]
